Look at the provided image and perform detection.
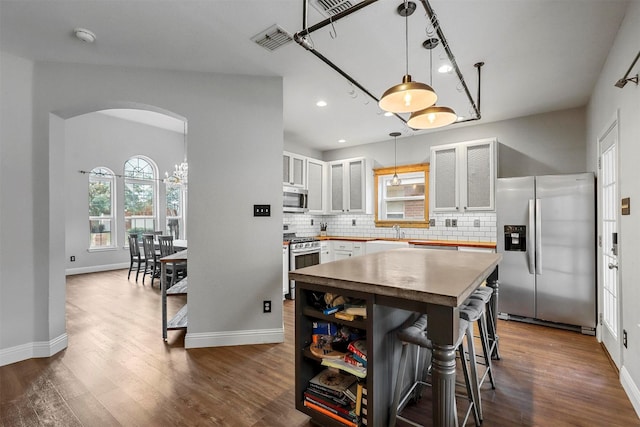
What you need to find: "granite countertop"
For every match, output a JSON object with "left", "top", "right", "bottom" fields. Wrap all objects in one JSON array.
[
  {"left": 289, "top": 248, "right": 502, "bottom": 307},
  {"left": 318, "top": 236, "right": 496, "bottom": 249}
]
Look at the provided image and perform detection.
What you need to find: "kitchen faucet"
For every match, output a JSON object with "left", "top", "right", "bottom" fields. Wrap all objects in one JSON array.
[{"left": 393, "top": 224, "right": 404, "bottom": 239}]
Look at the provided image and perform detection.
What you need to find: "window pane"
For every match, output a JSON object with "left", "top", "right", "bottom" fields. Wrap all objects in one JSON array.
[
  {"left": 89, "top": 219, "right": 112, "bottom": 248},
  {"left": 89, "top": 181, "right": 112, "bottom": 216},
  {"left": 384, "top": 200, "right": 424, "bottom": 220},
  {"left": 125, "top": 182, "right": 154, "bottom": 216},
  {"left": 126, "top": 218, "right": 155, "bottom": 236},
  {"left": 124, "top": 157, "right": 154, "bottom": 180},
  {"left": 166, "top": 185, "right": 181, "bottom": 217}
]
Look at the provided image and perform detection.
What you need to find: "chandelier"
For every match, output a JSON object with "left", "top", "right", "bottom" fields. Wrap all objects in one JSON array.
[{"left": 164, "top": 121, "right": 188, "bottom": 185}]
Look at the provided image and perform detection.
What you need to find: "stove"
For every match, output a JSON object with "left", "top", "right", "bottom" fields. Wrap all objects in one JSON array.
[
  {"left": 283, "top": 227, "right": 321, "bottom": 299},
  {"left": 286, "top": 236, "right": 321, "bottom": 252}
]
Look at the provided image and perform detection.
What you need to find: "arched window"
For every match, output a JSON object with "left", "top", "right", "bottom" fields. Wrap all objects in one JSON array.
[
  {"left": 124, "top": 156, "right": 157, "bottom": 237},
  {"left": 89, "top": 167, "right": 116, "bottom": 249}
]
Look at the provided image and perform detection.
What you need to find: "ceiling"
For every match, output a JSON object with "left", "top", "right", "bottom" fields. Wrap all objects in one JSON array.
[{"left": 0, "top": 0, "right": 629, "bottom": 151}]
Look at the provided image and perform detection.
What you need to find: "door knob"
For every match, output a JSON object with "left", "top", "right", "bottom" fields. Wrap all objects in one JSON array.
[{"left": 608, "top": 263, "right": 618, "bottom": 270}]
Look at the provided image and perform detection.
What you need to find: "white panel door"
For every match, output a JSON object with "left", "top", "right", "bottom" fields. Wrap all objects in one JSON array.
[{"left": 599, "top": 118, "right": 621, "bottom": 368}]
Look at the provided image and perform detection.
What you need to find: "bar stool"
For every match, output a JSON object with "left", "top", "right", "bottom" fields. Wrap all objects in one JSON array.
[
  {"left": 469, "top": 286, "right": 500, "bottom": 360},
  {"left": 460, "top": 298, "right": 497, "bottom": 396},
  {"left": 389, "top": 314, "right": 481, "bottom": 427}
]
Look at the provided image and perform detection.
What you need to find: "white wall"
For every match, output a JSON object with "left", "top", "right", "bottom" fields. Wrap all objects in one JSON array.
[
  {"left": 322, "top": 107, "right": 587, "bottom": 178},
  {"left": 64, "top": 112, "right": 183, "bottom": 273},
  {"left": 0, "top": 52, "right": 38, "bottom": 354},
  {"left": 586, "top": 0, "right": 640, "bottom": 415},
  {"left": 0, "top": 57, "right": 284, "bottom": 365}
]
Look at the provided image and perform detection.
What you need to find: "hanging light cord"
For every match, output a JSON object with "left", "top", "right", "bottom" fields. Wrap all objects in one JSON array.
[{"left": 404, "top": 0, "right": 409, "bottom": 76}]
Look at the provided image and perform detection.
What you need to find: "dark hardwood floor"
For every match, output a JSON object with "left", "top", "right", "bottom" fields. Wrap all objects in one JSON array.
[{"left": 1, "top": 269, "right": 638, "bottom": 426}]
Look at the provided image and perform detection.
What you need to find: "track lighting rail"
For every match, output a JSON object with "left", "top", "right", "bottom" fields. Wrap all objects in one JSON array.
[{"left": 293, "top": 0, "right": 482, "bottom": 128}]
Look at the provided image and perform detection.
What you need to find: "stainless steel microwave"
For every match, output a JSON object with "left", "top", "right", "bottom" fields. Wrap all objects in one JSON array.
[{"left": 283, "top": 186, "right": 308, "bottom": 213}]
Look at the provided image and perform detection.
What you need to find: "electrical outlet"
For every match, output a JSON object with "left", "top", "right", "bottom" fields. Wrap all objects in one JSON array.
[
  {"left": 253, "top": 204, "right": 271, "bottom": 217},
  {"left": 352, "top": 219, "right": 356, "bottom": 226},
  {"left": 311, "top": 219, "right": 314, "bottom": 226},
  {"left": 263, "top": 300, "right": 271, "bottom": 313},
  {"left": 451, "top": 219, "right": 458, "bottom": 227},
  {"left": 70, "top": 256, "right": 76, "bottom": 262},
  {"left": 429, "top": 218, "right": 435, "bottom": 227},
  {"left": 474, "top": 219, "right": 481, "bottom": 227},
  {"left": 445, "top": 219, "right": 451, "bottom": 227},
  {"left": 623, "top": 329, "right": 628, "bottom": 348}
]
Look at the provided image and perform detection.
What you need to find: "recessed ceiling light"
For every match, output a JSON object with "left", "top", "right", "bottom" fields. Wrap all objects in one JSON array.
[
  {"left": 316, "top": 100, "right": 327, "bottom": 107},
  {"left": 74, "top": 28, "right": 96, "bottom": 43},
  {"left": 438, "top": 64, "right": 453, "bottom": 73},
  {"left": 338, "top": 139, "right": 346, "bottom": 143},
  {"left": 384, "top": 111, "right": 394, "bottom": 117}
]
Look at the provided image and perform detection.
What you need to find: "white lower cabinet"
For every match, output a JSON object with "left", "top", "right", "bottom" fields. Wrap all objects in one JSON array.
[
  {"left": 331, "top": 240, "right": 366, "bottom": 260},
  {"left": 320, "top": 241, "right": 332, "bottom": 263}
]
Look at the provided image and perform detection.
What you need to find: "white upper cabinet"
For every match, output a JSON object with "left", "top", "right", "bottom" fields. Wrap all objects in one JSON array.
[
  {"left": 329, "top": 158, "right": 373, "bottom": 214},
  {"left": 307, "top": 158, "right": 327, "bottom": 214},
  {"left": 283, "top": 151, "right": 306, "bottom": 188},
  {"left": 430, "top": 138, "right": 497, "bottom": 212}
]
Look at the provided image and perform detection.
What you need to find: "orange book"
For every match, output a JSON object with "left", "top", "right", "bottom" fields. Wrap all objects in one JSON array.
[{"left": 304, "top": 400, "right": 358, "bottom": 427}]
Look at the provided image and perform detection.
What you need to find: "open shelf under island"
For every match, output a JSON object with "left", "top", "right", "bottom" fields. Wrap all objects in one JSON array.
[{"left": 290, "top": 247, "right": 501, "bottom": 427}]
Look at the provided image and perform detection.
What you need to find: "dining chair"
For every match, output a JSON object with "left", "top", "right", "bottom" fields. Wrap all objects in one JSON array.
[
  {"left": 158, "top": 235, "right": 187, "bottom": 288},
  {"left": 127, "top": 233, "right": 145, "bottom": 282},
  {"left": 142, "top": 233, "right": 159, "bottom": 287}
]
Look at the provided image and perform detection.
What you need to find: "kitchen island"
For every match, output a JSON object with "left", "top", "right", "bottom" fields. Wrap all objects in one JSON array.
[{"left": 289, "top": 248, "right": 501, "bottom": 427}]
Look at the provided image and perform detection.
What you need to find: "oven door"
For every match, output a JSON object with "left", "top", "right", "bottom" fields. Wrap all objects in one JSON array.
[{"left": 288, "top": 249, "right": 320, "bottom": 299}]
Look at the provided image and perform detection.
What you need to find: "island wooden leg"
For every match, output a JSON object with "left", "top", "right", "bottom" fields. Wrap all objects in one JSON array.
[
  {"left": 427, "top": 304, "right": 460, "bottom": 427},
  {"left": 431, "top": 344, "right": 459, "bottom": 427}
]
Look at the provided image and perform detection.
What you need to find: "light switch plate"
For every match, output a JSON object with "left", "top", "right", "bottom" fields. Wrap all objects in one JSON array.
[{"left": 253, "top": 204, "right": 271, "bottom": 217}]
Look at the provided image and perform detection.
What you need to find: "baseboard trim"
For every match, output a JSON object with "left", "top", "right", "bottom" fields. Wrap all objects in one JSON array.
[
  {"left": 184, "top": 327, "right": 284, "bottom": 349},
  {"left": 621, "top": 366, "right": 640, "bottom": 418},
  {"left": 0, "top": 333, "right": 68, "bottom": 367},
  {"left": 66, "top": 263, "right": 128, "bottom": 276}
]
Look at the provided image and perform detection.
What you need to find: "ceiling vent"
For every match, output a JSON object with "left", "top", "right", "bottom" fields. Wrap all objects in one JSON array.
[
  {"left": 251, "top": 25, "right": 293, "bottom": 51},
  {"left": 312, "top": 0, "right": 361, "bottom": 17}
]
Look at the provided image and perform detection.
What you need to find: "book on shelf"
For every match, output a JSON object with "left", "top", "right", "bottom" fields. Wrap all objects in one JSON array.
[
  {"left": 321, "top": 358, "right": 367, "bottom": 378},
  {"left": 347, "top": 339, "right": 367, "bottom": 361},
  {"left": 360, "top": 384, "right": 368, "bottom": 425},
  {"left": 343, "top": 303, "right": 367, "bottom": 317},
  {"left": 305, "top": 386, "right": 351, "bottom": 407},
  {"left": 309, "top": 368, "right": 358, "bottom": 396},
  {"left": 343, "top": 382, "right": 358, "bottom": 403},
  {"left": 334, "top": 312, "right": 357, "bottom": 321},
  {"left": 344, "top": 353, "right": 365, "bottom": 368},
  {"left": 323, "top": 304, "right": 344, "bottom": 315},
  {"left": 303, "top": 400, "right": 359, "bottom": 427},
  {"left": 303, "top": 392, "right": 355, "bottom": 418}
]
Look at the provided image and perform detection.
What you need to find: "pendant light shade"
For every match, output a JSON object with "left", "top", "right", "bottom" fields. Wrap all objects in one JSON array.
[
  {"left": 379, "top": 1, "right": 436, "bottom": 114},
  {"left": 408, "top": 105, "right": 457, "bottom": 129},
  {"left": 379, "top": 75, "right": 437, "bottom": 114}
]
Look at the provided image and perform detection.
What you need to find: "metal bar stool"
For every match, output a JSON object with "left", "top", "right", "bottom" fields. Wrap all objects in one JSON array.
[
  {"left": 460, "top": 297, "right": 497, "bottom": 402},
  {"left": 389, "top": 314, "right": 481, "bottom": 427},
  {"left": 469, "top": 285, "right": 500, "bottom": 360}
]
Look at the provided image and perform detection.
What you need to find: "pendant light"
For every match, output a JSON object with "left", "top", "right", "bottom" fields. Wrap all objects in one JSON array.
[
  {"left": 408, "top": 37, "right": 457, "bottom": 129},
  {"left": 379, "top": 1, "right": 437, "bottom": 114},
  {"left": 164, "top": 121, "right": 189, "bottom": 185},
  {"left": 390, "top": 132, "right": 402, "bottom": 186}
]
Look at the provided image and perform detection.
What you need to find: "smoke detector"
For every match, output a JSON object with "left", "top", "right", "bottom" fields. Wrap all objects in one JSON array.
[{"left": 74, "top": 28, "right": 96, "bottom": 43}]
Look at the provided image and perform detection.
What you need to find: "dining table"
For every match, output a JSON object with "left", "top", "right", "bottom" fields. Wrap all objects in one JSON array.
[{"left": 289, "top": 247, "right": 501, "bottom": 426}]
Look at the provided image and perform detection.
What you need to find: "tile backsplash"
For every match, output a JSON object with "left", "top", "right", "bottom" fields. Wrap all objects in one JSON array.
[{"left": 284, "top": 212, "right": 496, "bottom": 242}]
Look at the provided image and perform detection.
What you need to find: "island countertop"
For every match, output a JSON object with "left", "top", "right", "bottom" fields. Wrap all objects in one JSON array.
[{"left": 289, "top": 247, "right": 501, "bottom": 308}]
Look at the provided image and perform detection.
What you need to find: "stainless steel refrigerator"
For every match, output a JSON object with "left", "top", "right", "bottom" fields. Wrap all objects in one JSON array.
[{"left": 496, "top": 173, "right": 596, "bottom": 333}]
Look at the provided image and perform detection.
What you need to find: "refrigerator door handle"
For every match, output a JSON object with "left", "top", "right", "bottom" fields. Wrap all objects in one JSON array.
[
  {"left": 535, "top": 198, "right": 542, "bottom": 274},
  {"left": 528, "top": 199, "right": 535, "bottom": 274}
]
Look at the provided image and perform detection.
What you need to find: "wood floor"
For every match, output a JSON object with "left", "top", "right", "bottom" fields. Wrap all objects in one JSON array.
[{"left": 1, "top": 269, "right": 638, "bottom": 426}]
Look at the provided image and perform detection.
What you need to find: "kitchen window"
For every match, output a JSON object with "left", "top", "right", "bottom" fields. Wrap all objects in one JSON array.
[
  {"left": 165, "top": 183, "right": 184, "bottom": 238},
  {"left": 88, "top": 167, "right": 116, "bottom": 249},
  {"left": 374, "top": 163, "right": 430, "bottom": 228},
  {"left": 124, "top": 156, "right": 157, "bottom": 238}
]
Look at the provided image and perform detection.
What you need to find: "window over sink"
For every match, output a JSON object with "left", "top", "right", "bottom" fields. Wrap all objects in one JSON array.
[{"left": 374, "top": 163, "right": 430, "bottom": 228}]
